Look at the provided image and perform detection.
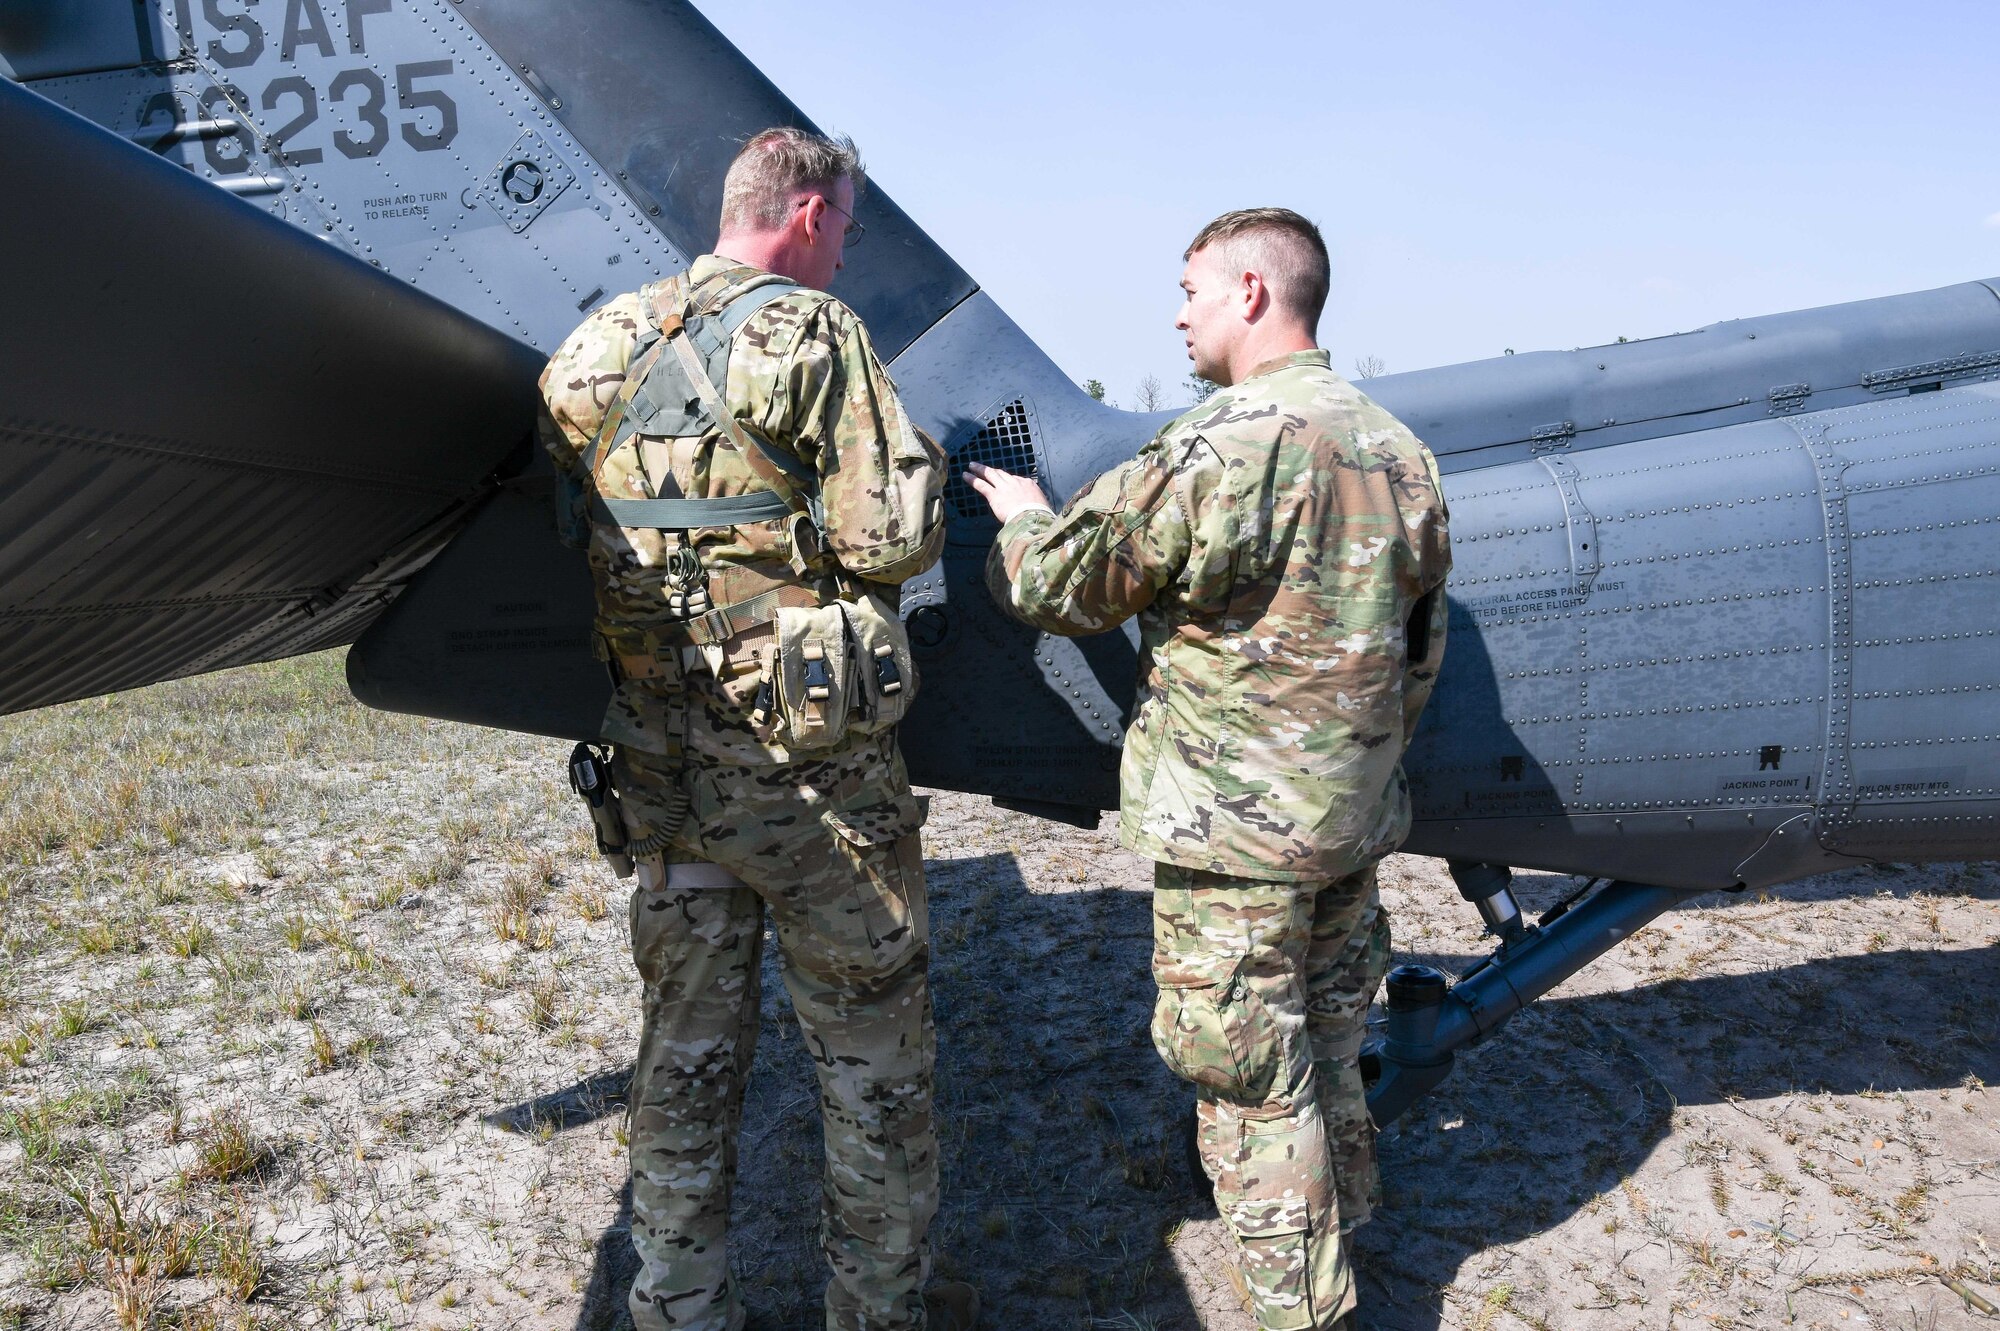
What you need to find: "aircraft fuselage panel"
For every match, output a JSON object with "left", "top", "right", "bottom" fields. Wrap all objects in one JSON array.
[{"left": 1403, "top": 381, "right": 2000, "bottom": 886}]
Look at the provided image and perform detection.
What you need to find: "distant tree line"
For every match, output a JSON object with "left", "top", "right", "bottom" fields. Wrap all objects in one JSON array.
[{"left": 1082, "top": 357, "right": 1385, "bottom": 411}]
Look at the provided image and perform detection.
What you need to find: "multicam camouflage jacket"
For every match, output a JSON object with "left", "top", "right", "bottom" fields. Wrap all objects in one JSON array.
[
  {"left": 541, "top": 255, "right": 947, "bottom": 764},
  {"left": 988, "top": 350, "right": 1452, "bottom": 881}
]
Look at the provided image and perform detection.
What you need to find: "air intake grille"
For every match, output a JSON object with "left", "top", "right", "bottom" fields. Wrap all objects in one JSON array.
[{"left": 946, "top": 398, "right": 1039, "bottom": 519}]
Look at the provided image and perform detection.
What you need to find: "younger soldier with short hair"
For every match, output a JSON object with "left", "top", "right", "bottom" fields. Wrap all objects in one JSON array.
[
  {"left": 541, "top": 128, "right": 969, "bottom": 1331},
  {"left": 968, "top": 208, "right": 1450, "bottom": 1330}
]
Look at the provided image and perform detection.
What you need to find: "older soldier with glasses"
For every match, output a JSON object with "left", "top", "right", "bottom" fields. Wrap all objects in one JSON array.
[
  {"left": 969, "top": 208, "right": 1451, "bottom": 1330},
  {"left": 541, "top": 127, "right": 973, "bottom": 1331}
]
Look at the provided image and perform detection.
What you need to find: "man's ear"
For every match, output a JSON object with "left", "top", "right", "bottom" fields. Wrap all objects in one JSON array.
[
  {"left": 781, "top": 195, "right": 811, "bottom": 245},
  {"left": 799, "top": 195, "right": 827, "bottom": 247},
  {"left": 1241, "top": 271, "right": 1267, "bottom": 320}
]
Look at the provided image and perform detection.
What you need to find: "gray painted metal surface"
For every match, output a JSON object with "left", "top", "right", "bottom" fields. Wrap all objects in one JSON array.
[
  {"left": 1364, "top": 279, "right": 2000, "bottom": 470},
  {"left": 20, "top": 0, "right": 687, "bottom": 352},
  {"left": 2, "top": 0, "right": 1996, "bottom": 905},
  {"left": 0, "top": 73, "right": 541, "bottom": 715},
  {"left": 439, "top": 0, "right": 977, "bottom": 360},
  {"left": 1401, "top": 382, "right": 2000, "bottom": 887}
]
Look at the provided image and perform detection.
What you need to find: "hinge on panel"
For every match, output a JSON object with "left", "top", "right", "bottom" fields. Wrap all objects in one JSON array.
[
  {"left": 617, "top": 171, "right": 664, "bottom": 218},
  {"left": 1536, "top": 453, "right": 1601, "bottom": 597},
  {"left": 517, "top": 64, "right": 563, "bottom": 112},
  {"left": 1768, "top": 382, "right": 1811, "bottom": 415},
  {"left": 1862, "top": 349, "right": 2000, "bottom": 394},
  {"left": 1528, "top": 421, "right": 1575, "bottom": 453}
]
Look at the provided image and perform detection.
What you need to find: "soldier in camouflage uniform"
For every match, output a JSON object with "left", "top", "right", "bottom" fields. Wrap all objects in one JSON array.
[
  {"left": 541, "top": 128, "right": 969, "bottom": 1331},
  {"left": 969, "top": 208, "right": 1450, "bottom": 1330}
]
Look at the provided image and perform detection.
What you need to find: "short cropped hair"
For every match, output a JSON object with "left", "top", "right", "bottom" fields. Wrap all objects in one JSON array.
[
  {"left": 1184, "top": 208, "right": 1331, "bottom": 330},
  {"left": 719, "top": 126, "right": 867, "bottom": 232}
]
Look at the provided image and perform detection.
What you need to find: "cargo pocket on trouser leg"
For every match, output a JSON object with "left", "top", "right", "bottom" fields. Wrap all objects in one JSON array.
[
  {"left": 1151, "top": 968, "right": 1284, "bottom": 1102},
  {"left": 1208, "top": 1087, "right": 1352, "bottom": 1319},
  {"left": 1226, "top": 1193, "right": 1353, "bottom": 1331},
  {"left": 792, "top": 793, "right": 930, "bottom": 981}
]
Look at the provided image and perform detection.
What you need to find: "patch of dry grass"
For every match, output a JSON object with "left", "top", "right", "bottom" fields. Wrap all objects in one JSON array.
[
  {"left": 0, "top": 654, "right": 603, "bottom": 1326},
  {"left": 525, "top": 973, "right": 566, "bottom": 1031},
  {"left": 182, "top": 1112, "right": 272, "bottom": 1186},
  {"left": 491, "top": 862, "right": 557, "bottom": 949}
]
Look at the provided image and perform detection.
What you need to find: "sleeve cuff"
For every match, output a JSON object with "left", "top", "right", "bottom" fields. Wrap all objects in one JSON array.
[{"left": 996, "top": 505, "right": 1057, "bottom": 544}]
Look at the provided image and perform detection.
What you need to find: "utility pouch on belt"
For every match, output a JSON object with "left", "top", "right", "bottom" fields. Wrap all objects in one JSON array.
[
  {"left": 567, "top": 742, "right": 635, "bottom": 878},
  {"left": 767, "top": 602, "right": 854, "bottom": 752},
  {"left": 842, "top": 590, "right": 917, "bottom": 735}
]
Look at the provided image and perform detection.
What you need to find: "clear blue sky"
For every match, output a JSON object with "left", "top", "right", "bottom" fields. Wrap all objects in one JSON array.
[{"left": 698, "top": 1, "right": 2000, "bottom": 407}]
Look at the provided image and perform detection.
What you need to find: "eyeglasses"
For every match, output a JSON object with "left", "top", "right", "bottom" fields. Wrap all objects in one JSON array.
[{"left": 797, "top": 195, "right": 864, "bottom": 246}]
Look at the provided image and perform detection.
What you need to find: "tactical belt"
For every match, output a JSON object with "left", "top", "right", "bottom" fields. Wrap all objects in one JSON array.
[{"left": 598, "top": 589, "right": 783, "bottom": 660}]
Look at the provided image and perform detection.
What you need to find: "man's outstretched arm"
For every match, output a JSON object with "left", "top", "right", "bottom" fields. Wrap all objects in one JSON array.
[{"left": 969, "top": 434, "right": 1195, "bottom": 637}]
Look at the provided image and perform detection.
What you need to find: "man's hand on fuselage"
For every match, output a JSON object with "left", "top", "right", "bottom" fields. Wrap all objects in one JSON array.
[{"left": 965, "top": 460, "right": 1053, "bottom": 525}]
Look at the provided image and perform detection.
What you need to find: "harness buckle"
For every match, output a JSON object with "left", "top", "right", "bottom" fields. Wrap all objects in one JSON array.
[
  {"left": 872, "top": 643, "right": 903, "bottom": 696},
  {"left": 663, "top": 544, "right": 704, "bottom": 593},
  {"left": 802, "top": 645, "right": 832, "bottom": 702},
  {"left": 684, "top": 605, "right": 735, "bottom": 647}
]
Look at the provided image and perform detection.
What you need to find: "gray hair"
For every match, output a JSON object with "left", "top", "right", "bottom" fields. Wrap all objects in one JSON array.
[
  {"left": 1184, "top": 207, "right": 1330, "bottom": 331},
  {"left": 719, "top": 126, "right": 867, "bottom": 232}
]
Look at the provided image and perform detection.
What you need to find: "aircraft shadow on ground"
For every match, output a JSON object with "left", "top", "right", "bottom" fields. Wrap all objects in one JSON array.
[
  {"left": 508, "top": 855, "right": 1998, "bottom": 1330},
  {"left": 537, "top": 849, "right": 1216, "bottom": 1331},
  {"left": 1356, "top": 931, "right": 1998, "bottom": 1330}
]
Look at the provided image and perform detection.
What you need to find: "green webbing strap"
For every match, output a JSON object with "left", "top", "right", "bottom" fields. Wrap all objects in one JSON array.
[
  {"left": 665, "top": 325, "right": 821, "bottom": 527},
  {"left": 698, "top": 279, "right": 800, "bottom": 373},
  {"left": 591, "top": 490, "right": 794, "bottom": 528},
  {"left": 580, "top": 271, "right": 680, "bottom": 473},
  {"left": 579, "top": 313, "right": 674, "bottom": 478}
]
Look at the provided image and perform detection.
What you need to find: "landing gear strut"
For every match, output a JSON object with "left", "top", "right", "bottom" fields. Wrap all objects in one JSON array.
[{"left": 1365, "top": 876, "right": 1707, "bottom": 1126}]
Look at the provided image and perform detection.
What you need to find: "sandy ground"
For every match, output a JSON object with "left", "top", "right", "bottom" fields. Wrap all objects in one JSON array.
[{"left": 1, "top": 655, "right": 1996, "bottom": 1330}]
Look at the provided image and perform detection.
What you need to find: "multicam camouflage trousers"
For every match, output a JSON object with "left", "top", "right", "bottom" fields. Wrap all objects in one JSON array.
[
  {"left": 1150, "top": 862, "right": 1392, "bottom": 1331},
  {"left": 612, "top": 734, "right": 938, "bottom": 1331}
]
